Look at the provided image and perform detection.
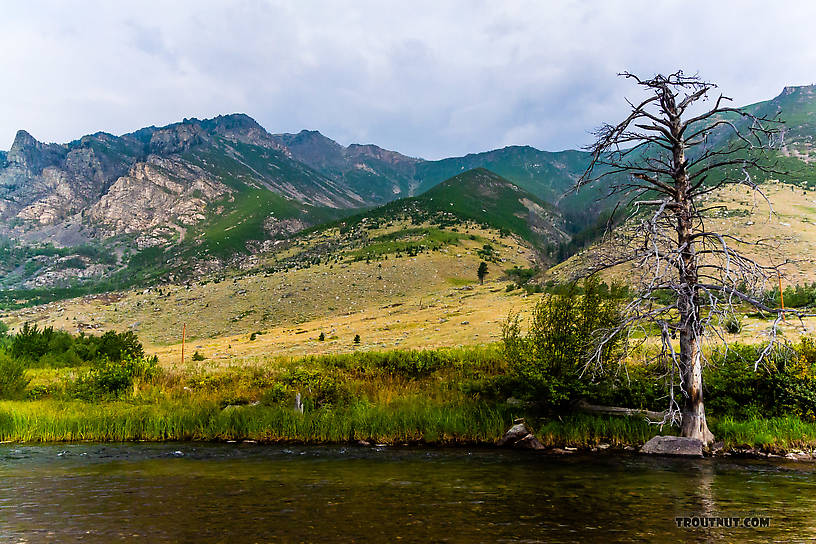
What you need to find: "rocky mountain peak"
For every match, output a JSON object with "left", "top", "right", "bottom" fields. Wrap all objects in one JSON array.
[
  {"left": 10, "top": 129, "right": 39, "bottom": 151},
  {"left": 346, "top": 143, "right": 420, "bottom": 165},
  {"left": 200, "top": 113, "right": 285, "bottom": 150},
  {"left": 270, "top": 129, "right": 346, "bottom": 171},
  {"left": 781, "top": 84, "right": 816, "bottom": 97},
  {"left": 148, "top": 122, "right": 207, "bottom": 155},
  {"left": 6, "top": 129, "right": 67, "bottom": 173},
  {"left": 288, "top": 129, "right": 343, "bottom": 149}
]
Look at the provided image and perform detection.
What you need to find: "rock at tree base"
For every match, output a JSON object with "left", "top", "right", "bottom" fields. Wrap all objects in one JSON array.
[{"left": 641, "top": 436, "right": 703, "bottom": 457}]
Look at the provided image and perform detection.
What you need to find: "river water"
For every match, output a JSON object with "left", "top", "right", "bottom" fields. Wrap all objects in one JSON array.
[{"left": 1, "top": 443, "right": 814, "bottom": 543}]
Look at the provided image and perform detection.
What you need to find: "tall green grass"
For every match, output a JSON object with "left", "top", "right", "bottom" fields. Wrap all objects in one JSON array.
[
  {"left": 533, "top": 414, "right": 668, "bottom": 447},
  {"left": 711, "top": 416, "right": 816, "bottom": 451},
  {"left": 0, "top": 399, "right": 513, "bottom": 444}
]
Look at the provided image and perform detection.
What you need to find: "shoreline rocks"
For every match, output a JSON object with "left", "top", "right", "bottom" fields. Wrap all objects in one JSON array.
[
  {"left": 640, "top": 436, "right": 703, "bottom": 457},
  {"left": 497, "top": 419, "right": 545, "bottom": 450}
]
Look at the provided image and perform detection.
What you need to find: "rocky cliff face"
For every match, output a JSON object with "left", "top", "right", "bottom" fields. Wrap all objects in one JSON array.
[
  {"left": 87, "top": 155, "right": 228, "bottom": 240},
  {"left": 0, "top": 115, "right": 367, "bottom": 247}
]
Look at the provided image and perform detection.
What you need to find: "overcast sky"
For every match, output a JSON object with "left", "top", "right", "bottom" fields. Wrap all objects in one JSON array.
[{"left": 2, "top": 1, "right": 815, "bottom": 159}]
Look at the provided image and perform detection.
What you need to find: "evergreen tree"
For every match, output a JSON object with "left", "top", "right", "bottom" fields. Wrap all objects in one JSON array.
[{"left": 477, "top": 262, "right": 489, "bottom": 284}]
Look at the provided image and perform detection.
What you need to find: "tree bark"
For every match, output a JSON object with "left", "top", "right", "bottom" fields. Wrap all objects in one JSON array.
[{"left": 679, "top": 334, "right": 714, "bottom": 443}]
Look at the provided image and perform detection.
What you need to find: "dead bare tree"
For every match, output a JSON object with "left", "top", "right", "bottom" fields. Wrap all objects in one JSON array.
[{"left": 577, "top": 71, "right": 788, "bottom": 443}]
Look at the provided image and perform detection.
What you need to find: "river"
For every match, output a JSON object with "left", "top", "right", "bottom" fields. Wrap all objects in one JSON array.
[{"left": 1, "top": 443, "right": 814, "bottom": 542}]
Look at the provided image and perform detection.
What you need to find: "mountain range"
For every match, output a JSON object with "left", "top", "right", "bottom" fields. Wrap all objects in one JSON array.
[{"left": 1, "top": 84, "right": 815, "bottom": 294}]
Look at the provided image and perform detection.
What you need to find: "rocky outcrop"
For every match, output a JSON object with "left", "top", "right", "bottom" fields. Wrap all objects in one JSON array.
[
  {"left": 88, "top": 155, "right": 228, "bottom": 236},
  {"left": 5, "top": 130, "right": 66, "bottom": 176}
]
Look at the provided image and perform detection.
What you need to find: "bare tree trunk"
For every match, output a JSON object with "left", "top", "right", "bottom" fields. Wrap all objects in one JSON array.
[
  {"left": 673, "top": 118, "right": 714, "bottom": 444},
  {"left": 679, "top": 332, "right": 714, "bottom": 443}
]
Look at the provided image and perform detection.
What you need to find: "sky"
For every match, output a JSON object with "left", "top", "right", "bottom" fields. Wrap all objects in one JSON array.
[{"left": 2, "top": 0, "right": 816, "bottom": 160}]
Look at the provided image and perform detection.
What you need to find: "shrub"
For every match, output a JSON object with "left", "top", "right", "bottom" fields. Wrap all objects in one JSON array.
[
  {"left": 96, "top": 330, "right": 144, "bottom": 361},
  {"left": 0, "top": 351, "right": 30, "bottom": 399},
  {"left": 590, "top": 362, "right": 666, "bottom": 411},
  {"left": 34, "top": 349, "right": 82, "bottom": 368},
  {"left": 503, "top": 276, "right": 625, "bottom": 409},
  {"left": 26, "top": 384, "right": 59, "bottom": 400},
  {"left": 505, "top": 267, "right": 537, "bottom": 286},
  {"left": 10, "top": 322, "right": 65, "bottom": 362},
  {"left": 705, "top": 339, "right": 816, "bottom": 420},
  {"left": 318, "top": 332, "right": 326, "bottom": 341},
  {"left": 192, "top": 350, "right": 206, "bottom": 361},
  {"left": 9, "top": 324, "right": 144, "bottom": 366},
  {"left": 72, "top": 354, "right": 159, "bottom": 400},
  {"left": 281, "top": 368, "right": 351, "bottom": 407},
  {"left": 259, "top": 383, "right": 290, "bottom": 406},
  {"left": 354, "top": 334, "right": 361, "bottom": 344}
]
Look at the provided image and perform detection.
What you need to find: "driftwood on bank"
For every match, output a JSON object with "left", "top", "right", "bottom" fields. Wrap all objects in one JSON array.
[{"left": 572, "top": 399, "right": 666, "bottom": 421}]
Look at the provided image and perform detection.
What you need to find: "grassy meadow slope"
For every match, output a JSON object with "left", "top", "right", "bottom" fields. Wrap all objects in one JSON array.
[
  {"left": 3, "top": 219, "right": 539, "bottom": 361},
  {"left": 547, "top": 180, "right": 816, "bottom": 345}
]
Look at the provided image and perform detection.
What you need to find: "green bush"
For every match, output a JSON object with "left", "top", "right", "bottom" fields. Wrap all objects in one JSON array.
[
  {"left": 281, "top": 368, "right": 351, "bottom": 407},
  {"left": 192, "top": 350, "right": 206, "bottom": 361},
  {"left": 72, "top": 354, "right": 159, "bottom": 400},
  {"left": 503, "top": 276, "right": 625, "bottom": 409},
  {"left": 705, "top": 339, "right": 816, "bottom": 420},
  {"left": 96, "top": 330, "right": 144, "bottom": 361},
  {"left": 590, "top": 363, "right": 667, "bottom": 411},
  {"left": 259, "top": 383, "right": 291, "bottom": 406},
  {"left": 26, "top": 384, "right": 60, "bottom": 400},
  {"left": 0, "top": 351, "right": 30, "bottom": 399}
]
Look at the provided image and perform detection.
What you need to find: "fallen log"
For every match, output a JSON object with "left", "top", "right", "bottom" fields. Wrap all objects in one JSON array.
[{"left": 572, "top": 399, "right": 666, "bottom": 421}]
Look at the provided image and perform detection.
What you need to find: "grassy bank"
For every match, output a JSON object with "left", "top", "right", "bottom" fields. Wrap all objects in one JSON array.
[
  {"left": 0, "top": 399, "right": 512, "bottom": 444},
  {"left": 5, "top": 329, "right": 816, "bottom": 452},
  {"left": 4, "top": 399, "right": 816, "bottom": 454}
]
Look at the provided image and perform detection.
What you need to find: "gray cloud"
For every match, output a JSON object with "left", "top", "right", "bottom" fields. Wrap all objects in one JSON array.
[{"left": 2, "top": 0, "right": 815, "bottom": 159}]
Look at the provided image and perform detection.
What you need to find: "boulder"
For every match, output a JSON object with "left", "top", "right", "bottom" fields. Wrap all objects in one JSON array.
[
  {"left": 497, "top": 420, "right": 546, "bottom": 450},
  {"left": 641, "top": 436, "right": 703, "bottom": 457},
  {"left": 515, "top": 434, "right": 545, "bottom": 450},
  {"left": 497, "top": 422, "right": 531, "bottom": 446}
]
